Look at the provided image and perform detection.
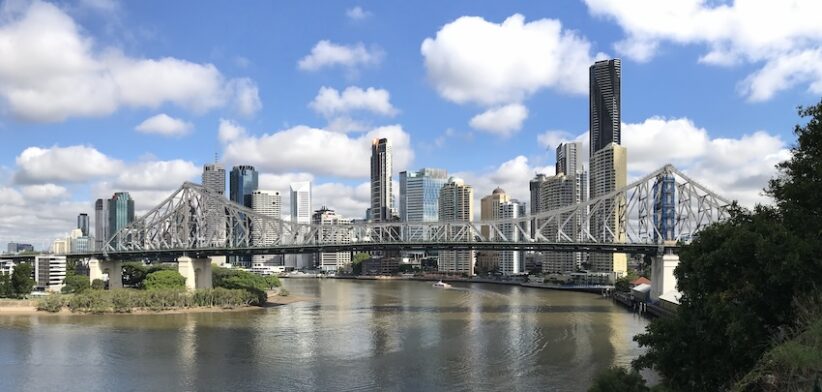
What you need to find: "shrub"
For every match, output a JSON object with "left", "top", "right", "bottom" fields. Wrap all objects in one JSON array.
[
  {"left": 278, "top": 288, "right": 290, "bottom": 297},
  {"left": 36, "top": 294, "right": 64, "bottom": 313},
  {"left": 62, "top": 275, "right": 90, "bottom": 294},
  {"left": 91, "top": 279, "right": 105, "bottom": 290},
  {"left": 212, "top": 267, "right": 268, "bottom": 305},
  {"left": 110, "top": 289, "right": 136, "bottom": 313},
  {"left": 68, "top": 290, "right": 112, "bottom": 313},
  {"left": 588, "top": 367, "right": 649, "bottom": 392},
  {"left": 144, "top": 270, "right": 186, "bottom": 291}
]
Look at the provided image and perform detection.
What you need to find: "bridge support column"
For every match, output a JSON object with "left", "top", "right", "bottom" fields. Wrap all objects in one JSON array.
[
  {"left": 650, "top": 252, "right": 679, "bottom": 302},
  {"left": 88, "top": 258, "right": 122, "bottom": 289},
  {"left": 178, "top": 256, "right": 212, "bottom": 290}
]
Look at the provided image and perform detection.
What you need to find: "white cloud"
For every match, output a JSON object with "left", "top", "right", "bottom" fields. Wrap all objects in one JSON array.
[
  {"left": 297, "top": 40, "right": 383, "bottom": 72},
  {"left": 537, "top": 130, "right": 574, "bottom": 150},
  {"left": 622, "top": 117, "right": 710, "bottom": 172},
  {"left": 325, "top": 116, "right": 369, "bottom": 133},
  {"left": 468, "top": 103, "right": 528, "bottom": 136},
  {"left": 0, "top": 187, "right": 25, "bottom": 206},
  {"left": 583, "top": 0, "right": 822, "bottom": 101},
  {"left": 222, "top": 123, "right": 413, "bottom": 178},
  {"left": 421, "top": 14, "right": 606, "bottom": 106},
  {"left": 313, "top": 182, "right": 371, "bottom": 220},
  {"left": 309, "top": 86, "right": 397, "bottom": 117},
  {"left": 218, "top": 118, "right": 246, "bottom": 143},
  {"left": 228, "top": 78, "right": 262, "bottom": 117},
  {"left": 135, "top": 113, "right": 193, "bottom": 137},
  {"left": 0, "top": 1, "right": 260, "bottom": 122},
  {"left": 115, "top": 159, "right": 199, "bottom": 190},
  {"left": 14, "top": 145, "right": 123, "bottom": 184},
  {"left": 20, "top": 183, "right": 68, "bottom": 201},
  {"left": 346, "top": 6, "right": 371, "bottom": 21},
  {"left": 258, "top": 172, "right": 315, "bottom": 195}
]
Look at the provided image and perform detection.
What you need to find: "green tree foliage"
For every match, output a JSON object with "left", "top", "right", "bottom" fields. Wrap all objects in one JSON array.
[
  {"left": 212, "top": 266, "right": 269, "bottom": 304},
  {"left": 588, "top": 367, "right": 649, "bottom": 392},
  {"left": 122, "top": 262, "right": 149, "bottom": 287},
  {"left": 62, "top": 274, "right": 90, "bottom": 294},
  {"left": 61, "top": 287, "right": 255, "bottom": 313},
  {"left": 143, "top": 270, "right": 186, "bottom": 290},
  {"left": 633, "top": 100, "right": 822, "bottom": 390},
  {"left": 0, "top": 274, "right": 12, "bottom": 297},
  {"left": 351, "top": 253, "right": 369, "bottom": 275},
  {"left": 264, "top": 275, "right": 281, "bottom": 289},
  {"left": 91, "top": 279, "right": 105, "bottom": 290},
  {"left": 36, "top": 294, "right": 64, "bottom": 313},
  {"left": 11, "top": 262, "right": 34, "bottom": 297}
]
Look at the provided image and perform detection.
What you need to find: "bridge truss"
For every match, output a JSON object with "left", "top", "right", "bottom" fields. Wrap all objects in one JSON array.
[{"left": 97, "top": 165, "right": 732, "bottom": 259}]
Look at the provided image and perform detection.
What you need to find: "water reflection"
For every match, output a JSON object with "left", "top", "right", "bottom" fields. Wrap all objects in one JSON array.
[{"left": 0, "top": 280, "right": 649, "bottom": 392}]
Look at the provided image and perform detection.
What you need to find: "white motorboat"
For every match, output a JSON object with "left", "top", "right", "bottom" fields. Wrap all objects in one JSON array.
[{"left": 432, "top": 280, "right": 452, "bottom": 288}]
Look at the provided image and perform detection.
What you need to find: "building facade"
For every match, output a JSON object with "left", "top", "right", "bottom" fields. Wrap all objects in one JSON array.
[
  {"left": 229, "top": 165, "right": 258, "bottom": 267},
  {"left": 498, "top": 199, "right": 527, "bottom": 275},
  {"left": 589, "top": 59, "right": 621, "bottom": 156},
  {"left": 202, "top": 163, "right": 226, "bottom": 196},
  {"left": 370, "top": 138, "right": 393, "bottom": 222},
  {"left": 438, "top": 178, "right": 474, "bottom": 275},
  {"left": 653, "top": 174, "right": 676, "bottom": 241},
  {"left": 312, "top": 207, "right": 352, "bottom": 272},
  {"left": 478, "top": 188, "right": 510, "bottom": 274},
  {"left": 6, "top": 242, "right": 34, "bottom": 254},
  {"left": 288, "top": 182, "right": 313, "bottom": 269},
  {"left": 399, "top": 168, "right": 448, "bottom": 223},
  {"left": 94, "top": 198, "right": 109, "bottom": 250},
  {"left": 77, "top": 213, "right": 89, "bottom": 237},
  {"left": 108, "top": 192, "right": 135, "bottom": 239},
  {"left": 35, "top": 255, "right": 66, "bottom": 292}
]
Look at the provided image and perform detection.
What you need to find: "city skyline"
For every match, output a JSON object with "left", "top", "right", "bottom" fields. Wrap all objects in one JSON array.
[{"left": 0, "top": 0, "right": 816, "bottom": 247}]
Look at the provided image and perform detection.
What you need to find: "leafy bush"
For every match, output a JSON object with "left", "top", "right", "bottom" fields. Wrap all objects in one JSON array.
[
  {"left": 111, "top": 289, "right": 136, "bottom": 313},
  {"left": 278, "top": 288, "right": 290, "bottom": 297},
  {"left": 212, "top": 267, "right": 269, "bottom": 304},
  {"left": 61, "top": 287, "right": 255, "bottom": 313},
  {"left": 588, "top": 367, "right": 649, "bottom": 392},
  {"left": 36, "top": 294, "right": 64, "bottom": 313},
  {"left": 91, "top": 279, "right": 105, "bottom": 290},
  {"left": 62, "top": 275, "right": 90, "bottom": 294},
  {"left": 11, "top": 262, "right": 34, "bottom": 297},
  {"left": 144, "top": 270, "right": 186, "bottom": 290},
  {"left": 68, "top": 289, "right": 112, "bottom": 313}
]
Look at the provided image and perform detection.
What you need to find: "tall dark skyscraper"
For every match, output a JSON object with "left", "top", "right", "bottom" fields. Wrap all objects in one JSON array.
[
  {"left": 370, "top": 138, "right": 393, "bottom": 222},
  {"left": 77, "top": 213, "right": 89, "bottom": 237},
  {"left": 94, "top": 198, "right": 109, "bottom": 250},
  {"left": 589, "top": 58, "right": 621, "bottom": 156},
  {"left": 108, "top": 192, "right": 135, "bottom": 238},
  {"left": 229, "top": 165, "right": 259, "bottom": 207}
]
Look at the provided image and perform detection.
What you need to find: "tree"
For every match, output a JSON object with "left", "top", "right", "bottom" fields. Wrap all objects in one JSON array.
[
  {"left": 122, "top": 262, "right": 148, "bottom": 287},
  {"left": 351, "top": 253, "right": 369, "bottom": 275},
  {"left": 212, "top": 266, "right": 269, "bottom": 304},
  {"left": 143, "top": 270, "right": 186, "bottom": 290},
  {"left": 633, "top": 100, "right": 822, "bottom": 390},
  {"left": 62, "top": 275, "right": 90, "bottom": 294},
  {"left": 11, "top": 262, "right": 34, "bottom": 297},
  {"left": 0, "top": 273, "right": 12, "bottom": 297},
  {"left": 264, "top": 275, "right": 281, "bottom": 289},
  {"left": 588, "top": 367, "right": 649, "bottom": 392}
]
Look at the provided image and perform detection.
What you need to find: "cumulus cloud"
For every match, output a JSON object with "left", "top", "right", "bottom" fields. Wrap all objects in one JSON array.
[
  {"left": 135, "top": 113, "right": 193, "bottom": 137},
  {"left": 228, "top": 78, "right": 262, "bottom": 117},
  {"left": 421, "top": 14, "right": 606, "bottom": 106},
  {"left": 468, "top": 103, "right": 528, "bottom": 136},
  {"left": 537, "top": 130, "right": 574, "bottom": 150},
  {"left": 309, "top": 86, "right": 397, "bottom": 117},
  {"left": 583, "top": 0, "right": 822, "bottom": 101},
  {"left": 0, "top": 1, "right": 260, "bottom": 122},
  {"left": 346, "top": 6, "right": 371, "bottom": 21},
  {"left": 217, "top": 118, "right": 246, "bottom": 142},
  {"left": 114, "top": 159, "right": 200, "bottom": 190},
  {"left": 222, "top": 123, "right": 413, "bottom": 178},
  {"left": 14, "top": 145, "right": 124, "bottom": 184},
  {"left": 20, "top": 183, "right": 69, "bottom": 201},
  {"left": 258, "top": 172, "right": 315, "bottom": 195},
  {"left": 297, "top": 40, "right": 383, "bottom": 72}
]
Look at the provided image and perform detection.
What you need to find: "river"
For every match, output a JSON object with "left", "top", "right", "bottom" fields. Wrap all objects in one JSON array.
[{"left": 0, "top": 279, "right": 650, "bottom": 391}]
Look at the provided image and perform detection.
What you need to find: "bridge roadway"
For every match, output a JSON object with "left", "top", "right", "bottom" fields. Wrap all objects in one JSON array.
[{"left": 62, "top": 241, "right": 676, "bottom": 261}]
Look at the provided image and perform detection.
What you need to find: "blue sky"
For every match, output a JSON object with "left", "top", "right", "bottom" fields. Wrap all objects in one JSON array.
[{"left": 1, "top": 0, "right": 820, "bottom": 247}]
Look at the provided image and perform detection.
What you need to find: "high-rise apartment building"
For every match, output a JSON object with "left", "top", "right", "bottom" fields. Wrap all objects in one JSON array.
[
  {"left": 438, "top": 178, "right": 474, "bottom": 275},
  {"left": 94, "top": 198, "right": 109, "bottom": 250},
  {"left": 312, "top": 207, "right": 352, "bottom": 272},
  {"left": 229, "top": 166, "right": 258, "bottom": 267},
  {"left": 588, "top": 58, "right": 627, "bottom": 278},
  {"left": 108, "top": 192, "right": 135, "bottom": 238},
  {"left": 370, "top": 138, "right": 393, "bottom": 222},
  {"left": 251, "top": 190, "right": 282, "bottom": 267},
  {"left": 77, "top": 213, "right": 89, "bottom": 237},
  {"left": 478, "top": 188, "right": 510, "bottom": 273},
  {"left": 35, "top": 255, "right": 66, "bottom": 292},
  {"left": 589, "top": 58, "right": 621, "bottom": 156},
  {"left": 202, "top": 163, "right": 226, "bottom": 196},
  {"left": 498, "top": 199, "right": 527, "bottom": 275}
]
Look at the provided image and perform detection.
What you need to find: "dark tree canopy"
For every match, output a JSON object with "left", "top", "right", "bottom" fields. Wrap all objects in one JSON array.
[{"left": 11, "top": 262, "right": 34, "bottom": 297}]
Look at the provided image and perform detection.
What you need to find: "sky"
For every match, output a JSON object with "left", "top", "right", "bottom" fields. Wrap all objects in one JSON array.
[{"left": 1, "top": 0, "right": 820, "bottom": 249}]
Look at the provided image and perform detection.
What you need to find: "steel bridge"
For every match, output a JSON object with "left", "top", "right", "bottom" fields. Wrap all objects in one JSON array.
[{"left": 68, "top": 164, "right": 731, "bottom": 261}]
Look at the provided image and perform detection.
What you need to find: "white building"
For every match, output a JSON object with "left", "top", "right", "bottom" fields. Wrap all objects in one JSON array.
[
  {"left": 0, "top": 260, "right": 15, "bottom": 276},
  {"left": 288, "top": 182, "right": 313, "bottom": 269},
  {"left": 251, "top": 190, "right": 283, "bottom": 267},
  {"left": 589, "top": 143, "right": 628, "bottom": 276},
  {"left": 498, "top": 199, "right": 527, "bottom": 275},
  {"left": 312, "top": 207, "right": 352, "bottom": 273},
  {"left": 35, "top": 255, "right": 66, "bottom": 292},
  {"left": 438, "top": 177, "right": 474, "bottom": 275}
]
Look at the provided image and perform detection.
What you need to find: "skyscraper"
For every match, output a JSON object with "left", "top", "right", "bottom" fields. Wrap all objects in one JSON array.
[
  {"left": 556, "top": 142, "right": 583, "bottom": 177},
  {"left": 478, "top": 188, "right": 510, "bottom": 274},
  {"left": 588, "top": 58, "right": 627, "bottom": 278},
  {"left": 498, "top": 199, "right": 527, "bottom": 275},
  {"left": 589, "top": 58, "right": 621, "bottom": 156},
  {"left": 438, "top": 177, "right": 474, "bottom": 276},
  {"left": 370, "top": 138, "right": 393, "bottom": 222},
  {"left": 94, "top": 198, "right": 109, "bottom": 250},
  {"left": 399, "top": 168, "right": 448, "bottom": 223},
  {"left": 312, "top": 207, "right": 352, "bottom": 273},
  {"left": 202, "top": 163, "right": 226, "bottom": 196},
  {"left": 288, "top": 182, "right": 312, "bottom": 269},
  {"left": 108, "top": 192, "right": 134, "bottom": 238},
  {"left": 229, "top": 165, "right": 258, "bottom": 267},
  {"left": 77, "top": 213, "right": 89, "bottom": 237},
  {"left": 251, "top": 190, "right": 282, "bottom": 267},
  {"left": 229, "top": 165, "right": 258, "bottom": 207}
]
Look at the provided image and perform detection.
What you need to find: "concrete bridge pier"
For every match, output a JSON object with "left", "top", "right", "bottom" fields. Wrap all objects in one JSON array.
[
  {"left": 650, "top": 250, "right": 680, "bottom": 302},
  {"left": 178, "top": 256, "right": 212, "bottom": 290},
  {"left": 88, "top": 258, "right": 123, "bottom": 289}
]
